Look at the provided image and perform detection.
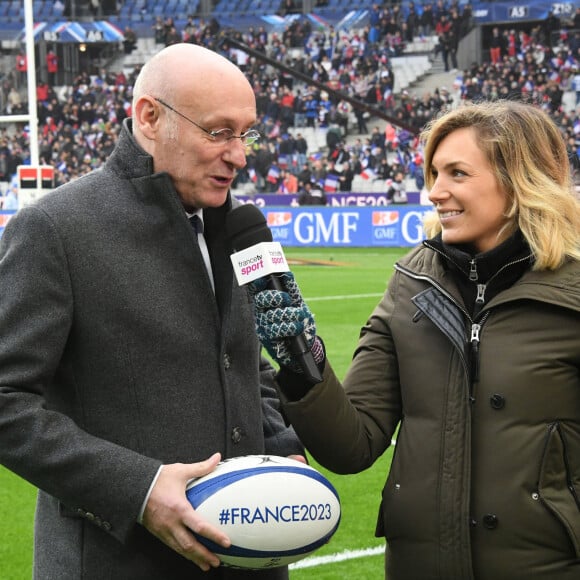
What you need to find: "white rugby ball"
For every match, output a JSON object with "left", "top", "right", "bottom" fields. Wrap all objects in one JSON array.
[{"left": 185, "top": 454, "right": 341, "bottom": 569}]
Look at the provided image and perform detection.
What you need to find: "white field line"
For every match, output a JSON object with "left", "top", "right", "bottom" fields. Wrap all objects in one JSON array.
[
  {"left": 289, "top": 545, "right": 384, "bottom": 569},
  {"left": 305, "top": 293, "right": 383, "bottom": 302}
]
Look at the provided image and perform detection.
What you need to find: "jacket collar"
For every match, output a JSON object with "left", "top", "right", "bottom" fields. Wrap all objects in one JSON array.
[
  {"left": 424, "top": 230, "right": 534, "bottom": 316},
  {"left": 104, "top": 118, "right": 234, "bottom": 226},
  {"left": 104, "top": 118, "right": 155, "bottom": 180},
  {"left": 424, "top": 230, "right": 534, "bottom": 284}
]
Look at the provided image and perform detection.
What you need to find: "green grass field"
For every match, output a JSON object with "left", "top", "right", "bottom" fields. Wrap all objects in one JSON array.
[{"left": 0, "top": 246, "right": 408, "bottom": 579}]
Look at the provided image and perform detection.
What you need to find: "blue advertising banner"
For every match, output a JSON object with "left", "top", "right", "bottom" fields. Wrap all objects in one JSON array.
[
  {"left": 262, "top": 205, "right": 433, "bottom": 247},
  {"left": 401, "top": 0, "right": 576, "bottom": 24},
  {"left": 470, "top": 1, "right": 575, "bottom": 24},
  {"left": 0, "top": 207, "right": 432, "bottom": 247}
]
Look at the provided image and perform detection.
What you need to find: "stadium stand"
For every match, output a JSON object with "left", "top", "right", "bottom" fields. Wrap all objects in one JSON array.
[{"left": 0, "top": 1, "right": 579, "bottom": 202}]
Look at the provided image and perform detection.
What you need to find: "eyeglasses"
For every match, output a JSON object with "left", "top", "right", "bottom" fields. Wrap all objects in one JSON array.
[{"left": 154, "top": 97, "right": 260, "bottom": 146}]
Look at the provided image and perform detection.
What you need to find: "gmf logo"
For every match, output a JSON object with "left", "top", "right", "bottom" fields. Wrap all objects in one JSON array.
[
  {"left": 0, "top": 214, "right": 14, "bottom": 227},
  {"left": 267, "top": 212, "right": 292, "bottom": 227},
  {"left": 372, "top": 211, "right": 399, "bottom": 226}
]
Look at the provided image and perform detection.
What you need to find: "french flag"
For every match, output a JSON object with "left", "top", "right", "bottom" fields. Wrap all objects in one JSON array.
[
  {"left": 266, "top": 165, "right": 280, "bottom": 184},
  {"left": 360, "top": 167, "right": 376, "bottom": 180},
  {"left": 324, "top": 174, "right": 340, "bottom": 192}
]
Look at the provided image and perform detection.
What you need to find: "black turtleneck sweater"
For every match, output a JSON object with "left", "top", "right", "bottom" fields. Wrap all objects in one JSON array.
[{"left": 424, "top": 230, "right": 535, "bottom": 318}]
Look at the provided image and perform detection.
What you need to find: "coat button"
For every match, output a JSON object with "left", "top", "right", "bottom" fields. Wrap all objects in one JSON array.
[
  {"left": 489, "top": 394, "right": 505, "bottom": 409},
  {"left": 223, "top": 354, "right": 231, "bottom": 370},
  {"left": 231, "top": 427, "right": 243, "bottom": 443},
  {"left": 482, "top": 514, "right": 498, "bottom": 529}
]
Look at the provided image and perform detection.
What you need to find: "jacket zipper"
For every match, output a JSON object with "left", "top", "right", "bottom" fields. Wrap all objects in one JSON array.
[
  {"left": 423, "top": 240, "right": 533, "bottom": 306},
  {"left": 469, "top": 312, "right": 489, "bottom": 383},
  {"left": 395, "top": 262, "right": 490, "bottom": 398},
  {"left": 539, "top": 422, "right": 580, "bottom": 510},
  {"left": 473, "top": 255, "right": 533, "bottom": 305}
]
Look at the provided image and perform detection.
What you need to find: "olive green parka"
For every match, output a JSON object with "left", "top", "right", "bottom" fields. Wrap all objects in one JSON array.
[{"left": 281, "top": 242, "right": 580, "bottom": 580}]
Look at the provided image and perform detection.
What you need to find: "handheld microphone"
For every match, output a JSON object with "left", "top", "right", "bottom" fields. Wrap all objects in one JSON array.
[{"left": 226, "top": 204, "right": 322, "bottom": 383}]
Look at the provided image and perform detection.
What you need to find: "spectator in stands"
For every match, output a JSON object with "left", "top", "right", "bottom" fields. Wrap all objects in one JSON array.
[
  {"left": 0, "top": 150, "right": 9, "bottom": 183},
  {"left": 294, "top": 132, "right": 308, "bottom": 168},
  {"left": 123, "top": 26, "right": 138, "bottom": 55},
  {"left": 278, "top": 0, "right": 298, "bottom": 16},
  {"left": 543, "top": 10, "right": 560, "bottom": 46},
  {"left": 297, "top": 180, "right": 327, "bottom": 205},
  {"left": 7, "top": 86, "right": 23, "bottom": 115},
  {"left": 335, "top": 98, "right": 352, "bottom": 136},
  {"left": 46, "top": 49, "right": 58, "bottom": 86},
  {"left": 265, "top": 160, "right": 283, "bottom": 192},
  {"left": 36, "top": 80, "right": 50, "bottom": 104},
  {"left": 572, "top": 70, "right": 580, "bottom": 105},
  {"left": 325, "top": 123, "right": 342, "bottom": 153},
  {"left": 437, "top": 25, "right": 453, "bottom": 72},
  {"left": 278, "top": 168, "right": 298, "bottom": 193},
  {"left": 248, "top": 99, "right": 580, "bottom": 580},
  {"left": 337, "top": 160, "right": 355, "bottom": 192},
  {"left": 354, "top": 107, "right": 369, "bottom": 134},
  {"left": 181, "top": 16, "right": 197, "bottom": 44},
  {"left": 386, "top": 170, "right": 408, "bottom": 203},
  {"left": 165, "top": 24, "right": 182, "bottom": 47},
  {"left": 1, "top": 183, "right": 18, "bottom": 209},
  {"left": 405, "top": 2, "right": 419, "bottom": 43},
  {"left": 297, "top": 161, "right": 312, "bottom": 188},
  {"left": 489, "top": 26, "right": 505, "bottom": 64},
  {"left": 419, "top": 2, "right": 434, "bottom": 38},
  {"left": 311, "top": 157, "right": 327, "bottom": 187},
  {"left": 253, "top": 141, "right": 274, "bottom": 191},
  {"left": 152, "top": 16, "right": 166, "bottom": 45},
  {"left": 304, "top": 91, "right": 318, "bottom": 128},
  {"left": 0, "top": 42, "right": 304, "bottom": 580},
  {"left": 15, "top": 52, "right": 27, "bottom": 88}
]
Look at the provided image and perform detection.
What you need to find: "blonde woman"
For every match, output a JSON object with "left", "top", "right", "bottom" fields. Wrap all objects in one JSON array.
[{"left": 250, "top": 100, "right": 580, "bottom": 580}]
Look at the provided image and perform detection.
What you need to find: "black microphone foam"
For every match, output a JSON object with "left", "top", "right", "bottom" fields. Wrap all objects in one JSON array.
[
  {"left": 225, "top": 204, "right": 273, "bottom": 251},
  {"left": 226, "top": 204, "right": 322, "bottom": 383}
]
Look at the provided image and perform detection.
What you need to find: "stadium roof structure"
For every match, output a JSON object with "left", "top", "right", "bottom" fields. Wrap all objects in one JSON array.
[{"left": 19, "top": 20, "right": 125, "bottom": 43}]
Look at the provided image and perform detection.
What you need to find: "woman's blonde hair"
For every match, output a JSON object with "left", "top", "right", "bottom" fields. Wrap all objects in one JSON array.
[{"left": 420, "top": 100, "right": 580, "bottom": 270}]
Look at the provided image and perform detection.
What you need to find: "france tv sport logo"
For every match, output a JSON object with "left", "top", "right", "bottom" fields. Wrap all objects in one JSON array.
[
  {"left": 267, "top": 212, "right": 292, "bottom": 227},
  {"left": 372, "top": 211, "right": 400, "bottom": 226}
]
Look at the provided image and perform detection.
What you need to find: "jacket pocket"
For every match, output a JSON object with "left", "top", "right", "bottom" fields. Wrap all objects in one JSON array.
[{"left": 538, "top": 421, "right": 580, "bottom": 558}]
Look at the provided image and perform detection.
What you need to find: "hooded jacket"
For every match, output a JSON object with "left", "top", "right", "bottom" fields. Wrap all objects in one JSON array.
[{"left": 281, "top": 237, "right": 580, "bottom": 580}]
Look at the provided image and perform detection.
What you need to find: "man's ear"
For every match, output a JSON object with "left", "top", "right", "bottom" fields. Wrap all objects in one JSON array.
[{"left": 133, "top": 95, "right": 159, "bottom": 140}]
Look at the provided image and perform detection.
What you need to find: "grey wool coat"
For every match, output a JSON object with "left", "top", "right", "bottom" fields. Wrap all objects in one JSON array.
[{"left": 0, "top": 119, "right": 303, "bottom": 580}]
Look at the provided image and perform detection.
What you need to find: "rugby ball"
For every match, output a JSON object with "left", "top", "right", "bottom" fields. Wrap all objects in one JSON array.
[{"left": 185, "top": 454, "right": 341, "bottom": 569}]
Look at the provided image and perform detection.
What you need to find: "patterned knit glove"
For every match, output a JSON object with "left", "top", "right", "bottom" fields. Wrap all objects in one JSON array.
[{"left": 249, "top": 272, "right": 324, "bottom": 373}]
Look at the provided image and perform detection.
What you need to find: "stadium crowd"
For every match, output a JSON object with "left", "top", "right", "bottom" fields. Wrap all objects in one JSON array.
[{"left": 0, "top": 4, "right": 579, "bottom": 205}]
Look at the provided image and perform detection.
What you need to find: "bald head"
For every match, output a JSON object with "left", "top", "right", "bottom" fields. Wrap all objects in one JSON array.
[{"left": 133, "top": 43, "right": 251, "bottom": 107}]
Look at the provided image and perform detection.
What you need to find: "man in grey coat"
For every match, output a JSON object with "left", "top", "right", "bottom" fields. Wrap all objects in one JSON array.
[{"left": 0, "top": 43, "right": 304, "bottom": 579}]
